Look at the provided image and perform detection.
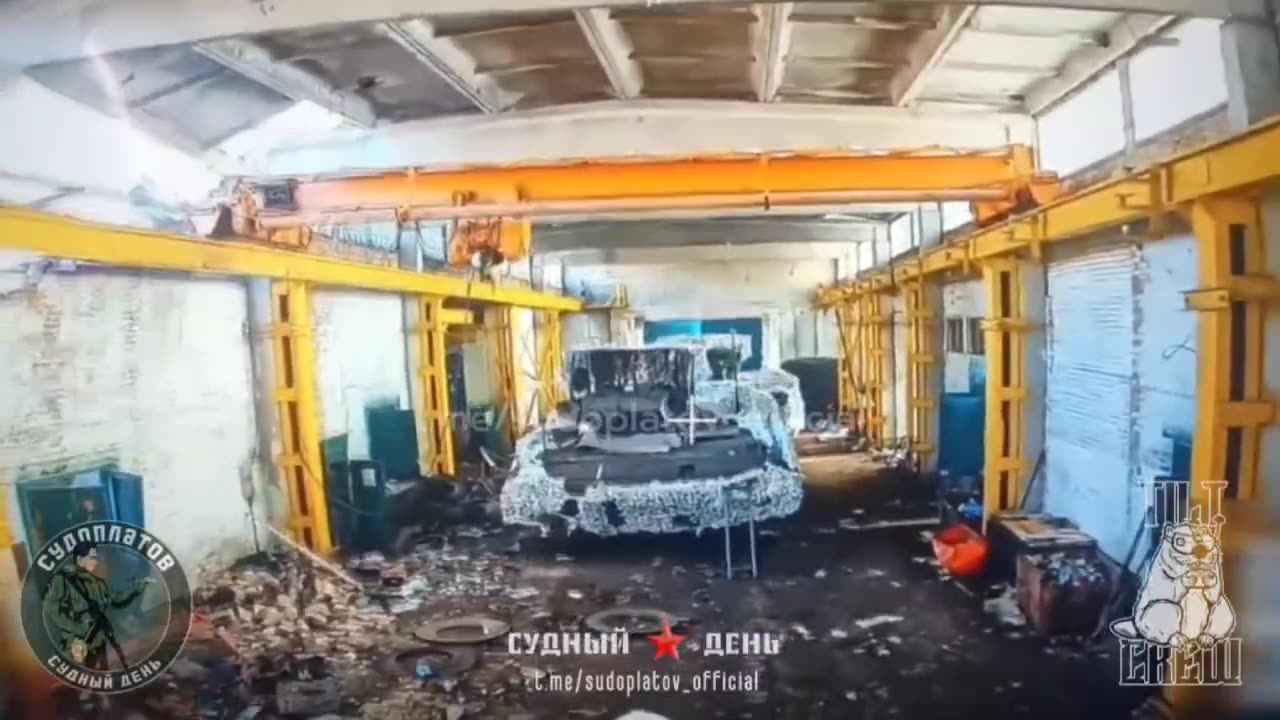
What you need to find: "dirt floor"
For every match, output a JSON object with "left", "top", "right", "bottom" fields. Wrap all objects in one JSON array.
[{"left": 56, "top": 455, "right": 1156, "bottom": 720}]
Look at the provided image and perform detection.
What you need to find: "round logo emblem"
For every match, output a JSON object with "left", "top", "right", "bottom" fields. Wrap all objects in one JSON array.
[{"left": 20, "top": 521, "right": 192, "bottom": 693}]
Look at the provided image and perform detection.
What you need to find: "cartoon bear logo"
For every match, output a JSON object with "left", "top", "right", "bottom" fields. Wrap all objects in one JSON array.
[{"left": 1111, "top": 520, "right": 1235, "bottom": 651}]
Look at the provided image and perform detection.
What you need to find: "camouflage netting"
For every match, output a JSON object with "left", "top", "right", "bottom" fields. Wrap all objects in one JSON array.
[
  {"left": 501, "top": 376, "right": 803, "bottom": 536},
  {"left": 739, "top": 369, "right": 806, "bottom": 435}
]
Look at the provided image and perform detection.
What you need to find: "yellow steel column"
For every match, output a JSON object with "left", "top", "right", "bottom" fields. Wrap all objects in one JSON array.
[
  {"left": 865, "top": 290, "right": 893, "bottom": 447},
  {"left": 836, "top": 300, "right": 860, "bottom": 429},
  {"left": 980, "top": 259, "right": 1031, "bottom": 527},
  {"left": 487, "top": 306, "right": 519, "bottom": 446},
  {"left": 271, "top": 280, "right": 333, "bottom": 553},
  {"left": 1186, "top": 196, "right": 1275, "bottom": 510},
  {"left": 416, "top": 296, "right": 456, "bottom": 477},
  {"left": 1173, "top": 194, "right": 1275, "bottom": 720},
  {"left": 0, "top": 484, "right": 12, "bottom": 553},
  {"left": 906, "top": 280, "right": 940, "bottom": 467},
  {"left": 537, "top": 310, "right": 565, "bottom": 418}
]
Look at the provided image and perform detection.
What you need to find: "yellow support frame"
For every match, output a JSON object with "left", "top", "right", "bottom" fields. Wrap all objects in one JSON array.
[
  {"left": 0, "top": 206, "right": 581, "bottom": 311},
  {"left": 981, "top": 259, "right": 1032, "bottom": 526},
  {"left": 537, "top": 310, "right": 565, "bottom": 418},
  {"left": 270, "top": 280, "right": 333, "bottom": 553},
  {"left": 864, "top": 291, "right": 893, "bottom": 447},
  {"left": 1188, "top": 196, "right": 1275, "bottom": 509},
  {"left": 836, "top": 303, "right": 860, "bottom": 428},
  {"left": 817, "top": 115, "right": 1280, "bottom": 307},
  {"left": 416, "top": 296, "right": 456, "bottom": 477},
  {"left": 905, "top": 280, "right": 939, "bottom": 464},
  {"left": 488, "top": 307, "right": 519, "bottom": 446}
]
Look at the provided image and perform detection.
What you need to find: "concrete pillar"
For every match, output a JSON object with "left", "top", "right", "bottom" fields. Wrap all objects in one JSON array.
[
  {"left": 1221, "top": 10, "right": 1280, "bottom": 130},
  {"left": 244, "top": 278, "right": 288, "bottom": 533}
]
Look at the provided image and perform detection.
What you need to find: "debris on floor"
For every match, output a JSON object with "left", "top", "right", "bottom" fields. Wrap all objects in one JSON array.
[
  {"left": 44, "top": 466, "right": 1149, "bottom": 720},
  {"left": 853, "top": 614, "right": 904, "bottom": 630},
  {"left": 984, "top": 585, "right": 1029, "bottom": 629}
]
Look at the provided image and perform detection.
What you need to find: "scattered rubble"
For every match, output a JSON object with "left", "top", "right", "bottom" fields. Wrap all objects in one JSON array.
[
  {"left": 854, "top": 615, "right": 904, "bottom": 630},
  {"left": 983, "top": 586, "right": 1029, "bottom": 629}
]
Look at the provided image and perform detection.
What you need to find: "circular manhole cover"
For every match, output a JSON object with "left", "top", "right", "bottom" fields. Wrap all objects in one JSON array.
[
  {"left": 388, "top": 645, "right": 479, "bottom": 676},
  {"left": 584, "top": 607, "right": 673, "bottom": 636},
  {"left": 415, "top": 616, "right": 511, "bottom": 645}
]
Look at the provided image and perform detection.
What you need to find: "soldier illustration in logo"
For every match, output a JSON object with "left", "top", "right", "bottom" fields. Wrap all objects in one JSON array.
[
  {"left": 42, "top": 542, "right": 152, "bottom": 671},
  {"left": 21, "top": 521, "right": 192, "bottom": 694}
]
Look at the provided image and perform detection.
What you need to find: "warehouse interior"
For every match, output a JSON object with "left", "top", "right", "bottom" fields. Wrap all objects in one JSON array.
[{"left": 1, "top": 1, "right": 1278, "bottom": 718}]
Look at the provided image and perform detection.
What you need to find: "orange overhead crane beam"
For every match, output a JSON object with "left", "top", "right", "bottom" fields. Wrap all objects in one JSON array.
[{"left": 235, "top": 147, "right": 1059, "bottom": 230}]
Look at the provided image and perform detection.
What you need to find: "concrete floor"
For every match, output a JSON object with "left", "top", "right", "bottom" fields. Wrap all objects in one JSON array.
[
  {"left": 370, "top": 461, "right": 1154, "bottom": 719},
  {"left": 59, "top": 456, "right": 1156, "bottom": 719}
]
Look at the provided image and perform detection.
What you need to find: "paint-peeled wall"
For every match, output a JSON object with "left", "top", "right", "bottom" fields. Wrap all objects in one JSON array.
[
  {"left": 764, "top": 308, "right": 839, "bottom": 363},
  {"left": 0, "top": 270, "right": 265, "bottom": 575},
  {"left": 1043, "top": 233, "right": 1198, "bottom": 562},
  {"left": 313, "top": 290, "right": 410, "bottom": 459}
]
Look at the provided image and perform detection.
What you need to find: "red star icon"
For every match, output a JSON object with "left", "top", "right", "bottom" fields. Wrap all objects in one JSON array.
[{"left": 648, "top": 619, "right": 686, "bottom": 661}]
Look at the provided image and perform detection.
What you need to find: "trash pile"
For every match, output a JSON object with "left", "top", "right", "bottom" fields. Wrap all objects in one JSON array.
[{"left": 54, "top": 522, "right": 556, "bottom": 720}]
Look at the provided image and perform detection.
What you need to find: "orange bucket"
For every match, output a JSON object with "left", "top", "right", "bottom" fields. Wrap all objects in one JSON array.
[{"left": 932, "top": 524, "right": 990, "bottom": 577}]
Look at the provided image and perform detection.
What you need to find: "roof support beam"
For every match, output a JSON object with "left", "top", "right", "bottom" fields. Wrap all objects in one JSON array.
[
  {"left": 260, "top": 100, "right": 1037, "bottom": 176},
  {"left": 574, "top": 8, "right": 643, "bottom": 100},
  {"left": 194, "top": 38, "right": 377, "bottom": 127},
  {"left": 891, "top": 4, "right": 977, "bottom": 107},
  {"left": 0, "top": 1, "right": 1256, "bottom": 69},
  {"left": 376, "top": 20, "right": 504, "bottom": 113},
  {"left": 942, "top": 61, "right": 1060, "bottom": 78},
  {"left": 1024, "top": 13, "right": 1179, "bottom": 115},
  {"left": 753, "top": 3, "right": 794, "bottom": 102}
]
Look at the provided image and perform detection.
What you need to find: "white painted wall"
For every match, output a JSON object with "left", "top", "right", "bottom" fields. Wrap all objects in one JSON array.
[
  {"left": 1035, "top": 19, "right": 1232, "bottom": 181},
  {"left": 1130, "top": 19, "right": 1228, "bottom": 141},
  {"left": 1036, "top": 68, "right": 1125, "bottom": 176},
  {"left": 0, "top": 269, "right": 266, "bottom": 576},
  {"left": 566, "top": 260, "right": 836, "bottom": 321},
  {"left": 766, "top": 308, "right": 839, "bottom": 361},
  {"left": 0, "top": 75, "right": 222, "bottom": 227},
  {"left": 942, "top": 279, "right": 986, "bottom": 394},
  {"left": 313, "top": 290, "right": 410, "bottom": 459}
]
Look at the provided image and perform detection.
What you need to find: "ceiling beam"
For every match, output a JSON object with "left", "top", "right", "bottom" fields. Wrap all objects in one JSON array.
[
  {"left": 788, "top": 14, "right": 936, "bottom": 31},
  {"left": 891, "top": 4, "right": 977, "bottom": 107},
  {"left": 194, "top": 38, "right": 377, "bottom": 127},
  {"left": 1024, "top": 13, "right": 1180, "bottom": 115},
  {"left": 942, "top": 60, "right": 1061, "bottom": 77},
  {"left": 0, "top": 1, "right": 1257, "bottom": 68},
  {"left": 753, "top": 3, "right": 794, "bottom": 102},
  {"left": 538, "top": 219, "right": 880, "bottom": 254},
  {"left": 632, "top": 53, "right": 755, "bottom": 65},
  {"left": 375, "top": 19, "right": 505, "bottom": 113},
  {"left": 574, "top": 8, "right": 643, "bottom": 100},
  {"left": 786, "top": 56, "right": 897, "bottom": 70},
  {"left": 778, "top": 89, "right": 887, "bottom": 102},
  {"left": 257, "top": 100, "right": 1037, "bottom": 177}
]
